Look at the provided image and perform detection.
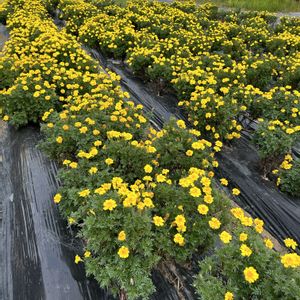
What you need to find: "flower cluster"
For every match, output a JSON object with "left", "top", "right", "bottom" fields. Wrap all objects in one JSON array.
[
  {"left": 273, "top": 154, "right": 300, "bottom": 197},
  {"left": 59, "top": 0, "right": 300, "bottom": 147},
  {"left": 57, "top": 0, "right": 300, "bottom": 195}
]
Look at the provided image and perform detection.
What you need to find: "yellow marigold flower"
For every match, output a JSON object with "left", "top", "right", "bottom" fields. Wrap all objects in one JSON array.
[
  {"left": 232, "top": 188, "right": 240, "bottom": 196},
  {"left": 78, "top": 189, "right": 90, "bottom": 197},
  {"left": 103, "top": 199, "right": 117, "bottom": 211},
  {"left": 84, "top": 251, "right": 91, "bottom": 258},
  {"left": 244, "top": 267, "right": 259, "bottom": 283},
  {"left": 186, "top": 150, "right": 193, "bottom": 156},
  {"left": 153, "top": 216, "right": 165, "bottom": 227},
  {"left": 201, "top": 176, "right": 211, "bottom": 187},
  {"left": 202, "top": 183, "right": 212, "bottom": 193},
  {"left": 176, "top": 224, "right": 186, "bottom": 233},
  {"left": 174, "top": 214, "right": 186, "bottom": 227},
  {"left": 189, "top": 186, "right": 201, "bottom": 197},
  {"left": 179, "top": 177, "right": 192, "bottom": 187},
  {"left": 240, "top": 244, "right": 252, "bottom": 257},
  {"left": 215, "top": 141, "right": 223, "bottom": 148},
  {"left": 137, "top": 202, "right": 145, "bottom": 210},
  {"left": 192, "top": 141, "right": 205, "bottom": 150},
  {"left": 69, "top": 162, "right": 78, "bottom": 169},
  {"left": 231, "top": 207, "right": 244, "bottom": 220},
  {"left": 220, "top": 178, "right": 228, "bottom": 186},
  {"left": 144, "top": 164, "right": 153, "bottom": 173},
  {"left": 177, "top": 120, "right": 186, "bottom": 129},
  {"left": 281, "top": 253, "right": 300, "bottom": 268},
  {"left": 156, "top": 174, "right": 166, "bottom": 182},
  {"left": 111, "top": 115, "right": 118, "bottom": 122},
  {"left": 284, "top": 238, "right": 298, "bottom": 250},
  {"left": 219, "top": 231, "right": 232, "bottom": 244},
  {"left": 68, "top": 217, "right": 75, "bottom": 225},
  {"left": 209, "top": 217, "right": 221, "bottom": 230},
  {"left": 3, "top": 115, "right": 9, "bottom": 121},
  {"left": 53, "top": 193, "right": 62, "bottom": 204},
  {"left": 241, "top": 216, "right": 253, "bottom": 227},
  {"left": 198, "top": 204, "right": 209, "bottom": 215},
  {"left": 79, "top": 126, "right": 88, "bottom": 134},
  {"left": 264, "top": 238, "right": 273, "bottom": 249},
  {"left": 105, "top": 158, "right": 114, "bottom": 165},
  {"left": 286, "top": 128, "right": 294, "bottom": 134},
  {"left": 255, "top": 225, "right": 263, "bottom": 234},
  {"left": 56, "top": 136, "right": 63, "bottom": 144},
  {"left": 47, "top": 123, "right": 54, "bottom": 128},
  {"left": 162, "top": 169, "right": 169, "bottom": 175},
  {"left": 118, "top": 246, "right": 129, "bottom": 259},
  {"left": 33, "top": 91, "right": 40, "bottom": 98},
  {"left": 93, "top": 129, "right": 100, "bottom": 136},
  {"left": 212, "top": 160, "right": 218, "bottom": 167},
  {"left": 207, "top": 171, "right": 215, "bottom": 178},
  {"left": 146, "top": 146, "right": 156, "bottom": 153},
  {"left": 174, "top": 233, "right": 185, "bottom": 246},
  {"left": 75, "top": 255, "right": 83, "bottom": 264},
  {"left": 254, "top": 218, "right": 264, "bottom": 227},
  {"left": 239, "top": 233, "right": 248, "bottom": 242},
  {"left": 62, "top": 125, "right": 69, "bottom": 131},
  {"left": 224, "top": 291, "right": 234, "bottom": 300},
  {"left": 204, "top": 194, "right": 213, "bottom": 204},
  {"left": 118, "top": 231, "right": 126, "bottom": 241},
  {"left": 143, "top": 176, "right": 152, "bottom": 182},
  {"left": 112, "top": 177, "right": 123, "bottom": 189},
  {"left": 94, "top": 140, "right": 102, "bottom": 147},
  {"left": 178, "top": 205, "right": 184, "bottom": 211},
  {"left": 89, "top": 167, "right": 98, "bottom": 175}
]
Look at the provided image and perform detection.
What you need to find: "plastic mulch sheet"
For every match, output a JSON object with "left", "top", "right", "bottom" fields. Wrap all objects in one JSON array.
[
  {"left": 0, "top": 124, "right": 198, "bottom": 299},
  {"left": 0, "top": 124, "right": 113, "bottom": 300}
]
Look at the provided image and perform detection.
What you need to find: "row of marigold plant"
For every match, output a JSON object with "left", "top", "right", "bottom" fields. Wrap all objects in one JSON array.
[
  {"left": 56, "top": 0, "right": 300, "bottom": 196},
  {"left": 0, "top": 0, "right": 299, "bottom": 299}
]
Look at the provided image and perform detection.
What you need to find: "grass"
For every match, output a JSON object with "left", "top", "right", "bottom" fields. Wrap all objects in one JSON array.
[{"left": 199, "top": 0, "right": 300, "bottom": 12}]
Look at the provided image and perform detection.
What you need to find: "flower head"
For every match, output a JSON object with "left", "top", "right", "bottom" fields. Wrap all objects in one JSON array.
[
  {"left": 153, "top": 216, "right": 165, "bottom": 227},
  {"left": 219, "top": 231, "right": 232, "bottom": 244},
  {"left": 224, "top": 292, "right": 234, "bottom": 300},
  {"left": 103, "top": 199, "right": 117, "bottom": 211},
  {"left": 53, "top": 193, "right": 62, "bottom": 204},
  {"left": 118, "top": 231, "right": 126, "bottom": 241},
  {"left": 197, "top": 204, "right": 209, "bottom": 215},
  {"left": 244, "top": 267, "right": 259, "bottom": 283},
  {"left": 284, "top": 238, "right": 298, "bottom": 250},
  {"left": 174, "top": 233, "right": 185, "bottom": 246},
  {"left": 232, "top": 188, "right": 240, "bottom": 196},
  {"left": 264, "top": 238, "right": 273, "bottom": 249},
  {"left": 240, "top": 244, "right": 252, "bottom": 257},
  {"left": 105, "top": 158, "right": 114, "bottom": 165},
  {"left": 209, "top": 217, "right": 221, "bottom": 230},
  {"left": 118, "top": 246, "right": 129, "bottom": 259},
  {"left": 144, "top": 164, "right": 153, "bottom": 173},
  {"left": 75, "top": 255, "right": 83, "bottom": 264}
]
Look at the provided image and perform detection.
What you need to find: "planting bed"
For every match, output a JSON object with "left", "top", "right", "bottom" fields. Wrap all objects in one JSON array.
[{"left": 0, "top": 0, "right": 300, "bottom": 300}]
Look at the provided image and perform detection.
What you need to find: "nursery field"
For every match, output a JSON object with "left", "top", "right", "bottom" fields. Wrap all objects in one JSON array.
[{"left": 0, "top": 0, "right": 300, "bottom": 299}]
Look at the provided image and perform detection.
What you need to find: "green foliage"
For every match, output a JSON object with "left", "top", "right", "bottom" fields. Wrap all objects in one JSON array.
[
  {"left": 194, "top": 224, "right": 300, "bottom": 300},
  {"left": 279, "top": 158, "right": 300, "bottom": 197},
  {"left": 253, "top": 121, "right": 294, "bottom": 160}
]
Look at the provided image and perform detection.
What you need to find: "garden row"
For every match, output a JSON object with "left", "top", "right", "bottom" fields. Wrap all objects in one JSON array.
[
  {"left": 0, "top": 0, "right": 299, "bottom": 299},
  {"left": 58, "top": 0, "right": 300, "bottom": 196}
]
